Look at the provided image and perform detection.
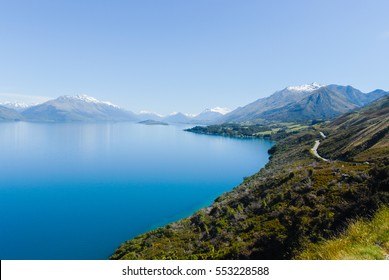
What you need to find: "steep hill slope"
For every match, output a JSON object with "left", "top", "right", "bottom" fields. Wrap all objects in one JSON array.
[
  {"left": 319, "top": 95, "right": 389, "bottom": 162},
  {"left": 110, "top": 97, "right": 389, "bottom": 260},
  {"left": 296, "top": 206, "right": 389, "bottom": 260}
]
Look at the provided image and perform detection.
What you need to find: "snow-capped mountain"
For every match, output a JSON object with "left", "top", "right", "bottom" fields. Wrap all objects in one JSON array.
[
  {"left": 163, "top": 112, "right": 194, "bottom": 124},
  {"left": 0, "top": 101, "right": 34, "bottom": 112},
  {"left": 192, "top": 108, "right": 229, "bottom": 123},
  {"left": 286, "top": 82, "right": 324, "bottom": 92},
  {"left": 220, "top": 83, "right": 389, "bottom": 123},
  {"left": 138, "top": 111, "right": 164, "bottom": 121},
  {"left": 2, "top": 85, "right": 388, "bottom": 124},
  {"left": 201, "top": 107, "right": 231, "bottom": 115},
  {"left": 1, "top": 92, "right": 230, "bottom": 124},
  {"left": 137, "top": 107, "right": 231, "bottom": 124},
  {"left": 58, "top": 94, "right": 120, "bottom": 108},
  {"left": 22, "top": 94, "right": 138, "bottom": 122}
]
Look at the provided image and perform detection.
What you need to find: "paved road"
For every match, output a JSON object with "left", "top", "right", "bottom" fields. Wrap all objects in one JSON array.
[{"left": 311, "top": 140, "right": 329, "bottom": 161}]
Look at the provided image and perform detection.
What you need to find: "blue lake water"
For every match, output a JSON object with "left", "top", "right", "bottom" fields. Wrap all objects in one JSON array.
[{"left": 0, "top": 122, "right": 273, "bottom": 259}]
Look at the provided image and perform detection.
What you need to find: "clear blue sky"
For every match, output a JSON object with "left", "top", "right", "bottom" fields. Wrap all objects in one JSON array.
[{"left": 0, "top": 0, "right": 388, "bottom": 114}]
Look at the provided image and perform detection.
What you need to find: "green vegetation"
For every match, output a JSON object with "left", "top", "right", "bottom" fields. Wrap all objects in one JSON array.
[
  {"left": 139, "top": 119, "right": 169, "bottom": 126},
  {"left": 185, "top": 122, "right": 309, "bottom": 140},
  {"left": 297, "top": 206, "right": 389, "bottom": 260},
  {"left": 110, "top": 96, "right": 389, "bottom": 260}
]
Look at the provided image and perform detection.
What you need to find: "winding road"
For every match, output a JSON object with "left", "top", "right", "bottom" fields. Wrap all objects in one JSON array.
[{"left": 311, "top": 132, "right": 329, "bottom": 161}]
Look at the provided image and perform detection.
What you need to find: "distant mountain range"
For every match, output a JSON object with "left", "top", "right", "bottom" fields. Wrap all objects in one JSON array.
[
  {"left": 0, "top": 105, "right": 23, "bottom": 121},
  {"left": 0, "top": 94, "right": 229, "bottom": 123},
  {"left": 0, "top": 84, "right": 387, "bottom": 123},
  {"left": 21, "top": 95, "right": 138, "bottom": 122},
  {"left": 0, "top": 101, "right": 33, "bottom": 111},
  {"left": 220, "top": 83, "right": 388, "bottom": 123},
  {"left": 137, "top": 107, "right": 231, "bottom": 124}
]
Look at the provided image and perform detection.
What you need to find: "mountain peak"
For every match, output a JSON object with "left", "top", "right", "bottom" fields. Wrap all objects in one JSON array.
[
  {"left": 167, "top": 112, "right": 195, "bottom": 117},
  {"left": 0, "top": 101, "right": 34, "bottom": 111},
  {"left": 286, "top": 82, "right": 325, "bottom": 92},
  {"left": 221, "top": 84, "right": 388, "bottom": 123},
  {"left": 57, "top": 94, "right": 120, "bottom": 108},
  {"left": 202, "top": 107, "right": 231, "bottom": 115},
  {"left": 74, "top": 94, "right": 101, "bottom": 103}
]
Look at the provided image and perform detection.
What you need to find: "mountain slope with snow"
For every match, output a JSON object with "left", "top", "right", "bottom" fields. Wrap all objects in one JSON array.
[
  {"left": 138, "top": 111, "right": 164, "bottom": 121},
  {"left": 286, "top": 82, "right": 324, "bottom": 92},
  {"left": 219, "top": 83, "right": 322, "bottom": 123},
  {"left": 193, "top": 110, "right": 223, "bottom": 122},
  {"left": 0, "top": 101, "right": 34, "bottom": 112},
  {"left": 190, "top": 108, "right": 228, "bottom": 123},
  {"left": 162, "top": 112, "right": 193, "bottom": 124},
  {"left": 159, "top": 107, "right": 230, "bottom": 124},
  {"left": 220, "top": 83, "right": 388, "bottom": 123},
  {"left": 22, "top": 95, "right": 138, "bottom": 122}
]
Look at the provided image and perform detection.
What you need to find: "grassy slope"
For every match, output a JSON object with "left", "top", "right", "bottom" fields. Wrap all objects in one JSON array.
[
  {"left": 296, "top": 206, "right": 389, "bottom": 260},
  {"left": 319, "top": 95, "right": 389, "bottom": 162},
  {"left": 110, "top": 96, "right": 389, "bottom": 260}
]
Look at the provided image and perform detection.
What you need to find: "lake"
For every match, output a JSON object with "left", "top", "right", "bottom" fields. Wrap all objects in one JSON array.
[{"left": 0, "top": 122, "right": 273, "bottom": 259}]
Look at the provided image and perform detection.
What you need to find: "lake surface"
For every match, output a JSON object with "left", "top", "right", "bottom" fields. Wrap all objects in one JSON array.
[{"left": 0, "top": 122, "right": 273, "bottom": 259}]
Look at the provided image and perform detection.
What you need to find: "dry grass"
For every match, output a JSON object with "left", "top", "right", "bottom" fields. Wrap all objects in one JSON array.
[{"left": 296, "top": 206, "right": 389, "bottom": 260}]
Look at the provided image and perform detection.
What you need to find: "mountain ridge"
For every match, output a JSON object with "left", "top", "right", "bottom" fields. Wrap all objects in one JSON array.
[
  {"left": 220, "top": 84, "right": 388, "bottom": 123},
  {"left": 21, "top": 95, "right": 138, "bottom": 122},
  {"left": 1, "top": 84, "right": 388, "bottom": 123},
  {"left": 1, "top": 94, "right": 227, "bottom": 124},
  {"left": 0, "top": 105, "right": 23, "bottom": 121}
]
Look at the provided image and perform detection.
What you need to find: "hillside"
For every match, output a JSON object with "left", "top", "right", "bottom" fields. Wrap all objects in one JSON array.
[
  {"left": 110, "top": 97, "right": 389, "bottom": 260},
  {"left": 318, "top": 95, "right": 389, "bottom": 162},
  {"left": 296, "top": 206, "right": 389, "bottom": 260},
  {"left": 260, "top": 87, "right": 359, "bottom": 121},
  {"left": 0, "top": 105, "right": 23, "bottom": 121},
  {"left": 220, "top": 84, "right": 388, "bottom": 123}
]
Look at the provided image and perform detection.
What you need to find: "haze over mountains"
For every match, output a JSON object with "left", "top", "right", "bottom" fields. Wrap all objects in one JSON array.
[
  {"left": 0, "top": 105, "right": 23, "bottom": 121},
  {"left": 0, "top": 83, "right": 387, "bottom": 123},
  {"left": 0, "top": 101, "right": 33, "bottom": 111},
  {"left": 22, "top": 95, "right": 139, "bottom": 122},
  {"left": 0, "top": 94, "right": 230, "bottom": 124}
]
